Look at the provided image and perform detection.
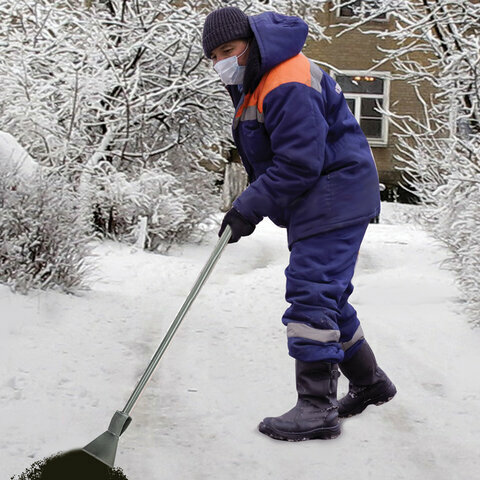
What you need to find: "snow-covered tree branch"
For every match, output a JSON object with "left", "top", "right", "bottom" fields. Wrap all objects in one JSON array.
[
  {"left": 0, "top": 0, "right": 236, "bottom": 251},
  {"left": 0, "top": 0, "right": 329, "bottom": 290}
]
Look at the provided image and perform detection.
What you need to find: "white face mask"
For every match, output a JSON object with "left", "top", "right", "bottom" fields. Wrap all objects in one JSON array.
[{"left": 214, "top": 43, "right": 249, "bottom": 85}]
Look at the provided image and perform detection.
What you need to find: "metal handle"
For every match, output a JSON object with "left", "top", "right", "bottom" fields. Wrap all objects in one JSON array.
[{"left": 121, "top": 225, "right": 232, "bottom": 415}]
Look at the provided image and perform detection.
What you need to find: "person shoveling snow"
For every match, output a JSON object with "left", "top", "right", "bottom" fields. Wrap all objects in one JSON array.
[{"left": 202, "top": 6, "right": 396, "bottom": 441}]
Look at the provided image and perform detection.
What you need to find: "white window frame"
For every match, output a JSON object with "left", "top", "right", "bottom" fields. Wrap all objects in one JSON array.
[
  {"left": 332, "top": 70, "right": 391, "bottom": 147},
  {"left": 335, "top": 1, "right": 389, "bottom": 22}
]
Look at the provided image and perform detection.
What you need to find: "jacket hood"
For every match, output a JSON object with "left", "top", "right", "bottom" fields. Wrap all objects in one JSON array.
[{"left": 248, "top": 12, "right": 308, "bottom": 75}]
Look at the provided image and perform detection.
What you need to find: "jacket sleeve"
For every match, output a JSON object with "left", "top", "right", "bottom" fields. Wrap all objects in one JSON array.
[
  {"left": 233, "top": 82, "right": 329, "bottom": 225},
  {"left": 226, "top": 85, "right": 243, "bottom": 108}
]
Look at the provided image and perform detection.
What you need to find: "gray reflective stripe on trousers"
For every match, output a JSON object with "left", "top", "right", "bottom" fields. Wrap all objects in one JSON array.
[
  {"left": 287, "top": 323, "right": 340, "bottom": 343},
  {"left": 341, "top": 325, "right": 365, "bottom": 351},
  {"left": 287, "top": 322, "right": 364, "bottom": 350},
  {"left": 233, "top": 105, "right": 265, "bottom": 129}
]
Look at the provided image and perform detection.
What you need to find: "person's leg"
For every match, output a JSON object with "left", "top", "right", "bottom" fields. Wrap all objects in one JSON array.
[
  {"left": 338, "top": 339, "right": 397, "bottom": 417},
  {"left": 258, "top": 223, "right": 368, "bottom": 441},
  {"left": 258, "top": 360, "right": 340, "bottom": 441},
  {"left": 336, "top": 268, "right": 397, "bottom": 417},
  {"left": 337, "top": 283, "right": 365, "bottom": 360},
  {"left": 282, "top": 222, "right": 369, "bottom": 363}
]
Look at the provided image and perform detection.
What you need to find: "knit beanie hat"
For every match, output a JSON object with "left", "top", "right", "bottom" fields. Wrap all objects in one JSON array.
[{"left": 202, "top": 7, "right": 252, "bottom": 59}]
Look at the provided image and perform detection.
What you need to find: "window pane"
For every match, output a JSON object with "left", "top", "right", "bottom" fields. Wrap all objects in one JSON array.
[
  {"left": 339, "top": 0, "right": 361, "bottom": 17},
  {"left": 346, "top": 98, "right": 355, "bottom": 114},
  {"left": 337, "top": 75, "right": 384, "bottom": 94},
  {"left": 360, "top": 119, "right": 382, "bottom": 138},
  {"left": 361, "top": 98, "right": 383, "bottom": 117},
  {"left": 339, "top": 6, "right": 354, "bottom": 16}
]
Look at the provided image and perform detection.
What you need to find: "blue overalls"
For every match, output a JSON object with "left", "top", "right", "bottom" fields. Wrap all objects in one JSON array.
[
  {"left": 227, "top": 12, "right": 379, "bottom": 363},
  {"left": 283, "top": 222, "right": 368, "bottom": 363}
]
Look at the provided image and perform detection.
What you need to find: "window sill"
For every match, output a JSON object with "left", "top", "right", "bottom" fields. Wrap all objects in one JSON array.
[{"left": 368, "top": 140, "right": 389, "bottom": 148}]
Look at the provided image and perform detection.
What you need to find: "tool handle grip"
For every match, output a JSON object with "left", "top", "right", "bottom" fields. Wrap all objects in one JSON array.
[{"left": 122, "top": 225, "right": 232, "bottom": 415}]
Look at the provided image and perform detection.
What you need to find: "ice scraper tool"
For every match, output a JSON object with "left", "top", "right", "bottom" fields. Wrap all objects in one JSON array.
[{"left": 13, "top": 226, "right": 232, "bottom": 480}]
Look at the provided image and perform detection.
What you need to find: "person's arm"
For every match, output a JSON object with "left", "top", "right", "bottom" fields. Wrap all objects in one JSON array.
[{"left": 233, "top": 82, "right": 328, "bottom": 225}]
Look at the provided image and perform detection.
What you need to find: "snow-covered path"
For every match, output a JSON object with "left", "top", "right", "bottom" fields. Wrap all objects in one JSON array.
[{"left": 2, "top": 203, "right": 479, "bottom": 480}]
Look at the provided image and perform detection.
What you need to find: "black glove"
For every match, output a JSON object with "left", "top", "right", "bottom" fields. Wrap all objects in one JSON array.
[{"left": 219, "top": 208, "right": 256, "bottom": 243}]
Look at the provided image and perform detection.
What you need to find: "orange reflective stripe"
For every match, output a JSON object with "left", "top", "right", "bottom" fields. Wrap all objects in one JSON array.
[
  {"left": 258, "top": 53, "right": 311, "bottom": 110},
  {"left": 235, "top": 53, "right": 312, "bottom": 124}
]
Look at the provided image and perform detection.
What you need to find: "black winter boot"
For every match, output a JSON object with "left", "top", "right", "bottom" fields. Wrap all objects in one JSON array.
[
  {"left": 338, "top": 341, "right": 396, "bottom": 418},
  {"left": 258, "top": 361, "right": 340, "bottom": 441}
]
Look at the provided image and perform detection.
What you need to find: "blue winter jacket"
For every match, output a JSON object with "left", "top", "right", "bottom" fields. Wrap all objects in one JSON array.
[{"left": 228, "top": 12, "right": 381, "bottom": 247}]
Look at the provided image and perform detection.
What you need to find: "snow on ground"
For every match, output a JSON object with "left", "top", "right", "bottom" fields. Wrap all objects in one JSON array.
[{"left": 1, "top": 202, "right": 479, "bottom": 480}]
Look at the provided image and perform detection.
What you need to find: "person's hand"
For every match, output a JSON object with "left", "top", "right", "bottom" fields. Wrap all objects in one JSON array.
[{"left": 219, "top": 208, "right": 255, "bottom": 243}]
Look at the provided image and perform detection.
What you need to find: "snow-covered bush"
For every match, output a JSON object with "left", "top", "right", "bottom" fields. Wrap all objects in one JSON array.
[
  {"left": 431, "top": 178, "right": 480, "bottom": 318},
  {"left": 0, "top": 166, "right": 92, "bottom": 293},
  {"left": 84, "top": 160, "right": 219, "bottom": 251}
]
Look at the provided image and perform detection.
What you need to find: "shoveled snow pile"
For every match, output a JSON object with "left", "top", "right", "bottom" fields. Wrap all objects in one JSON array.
[
  {"left": 1, "top": 202, "right": 479, "bottom": 480},
  {"left": 0, "top": 131, "right": 39, "bottom": 177}
]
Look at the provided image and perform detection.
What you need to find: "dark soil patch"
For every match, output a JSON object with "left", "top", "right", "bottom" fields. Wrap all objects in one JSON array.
[{"left": 11, "top": 450, "right": 129, "bottom": 480}]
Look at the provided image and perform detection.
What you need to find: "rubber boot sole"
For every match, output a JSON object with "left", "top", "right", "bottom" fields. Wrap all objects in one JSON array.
[
  {"left": 339, "top": 388, "right": 397, "bottom": 418},
  {"left": 258, "top": 421, "right": 341, "bottom": 442}
]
